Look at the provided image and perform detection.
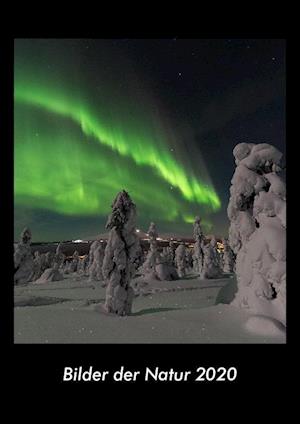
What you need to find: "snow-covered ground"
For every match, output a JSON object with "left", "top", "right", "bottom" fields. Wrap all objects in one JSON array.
[{"left": 14, "top": 273, "right": 286, "bottom": 343}]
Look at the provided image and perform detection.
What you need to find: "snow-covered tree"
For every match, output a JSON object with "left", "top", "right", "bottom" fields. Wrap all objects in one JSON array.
[
  {"left": 222, "top": 238, "right": 235, "bottom": 273},
  {"left": 31, "top": 251, "right": 44, "bottom": 281},
  {"left": 53, "top": 242, "right": 65, "bottom": 270},
  {"left": 200, "top": 238, "right": 222, "bottom": 279},
  {"left": 167, "top": 241, "right": 176, "bottom": 264},
  {"left": 77, "top": 255, "right": 89, "bottom": 275},
  {"left": 44, "top": 251, "right": 54, "bottom": 270},
  {"left": 133, "top": 243, "right": 144, "bottom": 272},
  {"left": 155, "top": 246, "right": 178, "bottom": 281},
  {"left": 101, "top": 190, "right": 139, "bottom": 315},
  {"left": 65, "top": 250, "right": 80, "bottom": 274},
  {"left": 88, "top": 243, "right": 105, "bottom": 282},
  {"left": 185, "top": 248, "right": 193, "bottom": 271},
  {"left": 175, "top": 243, "right": 188, "bottom": 278},
  {"left": 148, "top": 222, "right": 158, "bottom": 240},
  {"left": 87, "top": 240, "right": 100, "bottom": 275},
  {"left": 14, "top": 227, "right": 34, "bottom": 285},
  {"left": 228, "top": 142, "right": 286, "bottom": 327},
  {"left": 142, "top": 222, "right": 159, "bottom": 279},
  {"left": 161, "top": 246, "right": 172, "bottom": 265},
  {"left": 192, "top": 216, "right": 205, "bottom": 274},
  {"left": 210, "top": 236, "right": 222, "bottom": 270}
]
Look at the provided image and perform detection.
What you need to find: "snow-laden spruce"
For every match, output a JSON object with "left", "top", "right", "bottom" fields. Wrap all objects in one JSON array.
[
  {"left": 64, "top": 250, "right": 80, "bottom": 274},
  {"left": 87, "top": 240, "right": 100, "bottom": 276},
  {"left": 88, "top": 243, "right": 105, "bottom": 282},
  {"left": 142, "top": 222, "right": 159, "bottom": 279},
  {"left": 210, "top": 236, "right": 222, "bottom": 269},
  {"left": 53, "top": 242, "right": 65, "bottom": 270},
  {"left": 31, "top": 251, "right": 45, "bottom": 281},
  {"left": 185, "top": 248, "right": 193, "bottom": 272},
  {"left": 100, "top": 190, "right": 140, "bottom": 315},
  {"left": 44, "top": 251, "right": 54, "bottom": 270},
  {"left": 228, "top": 142, "right": 286, "bottom": 327},
  {"left": 167, "top": 241, "right": 176, "bottom": 265},
  {"left": 156, "top": 246, "right": 178, "bottom": 281},
  {"left": 77, "top": 254, "right": 89, "bottom": 275},
  {"left": 133, "top": 243, "right": 144, "bottom": 272},
  {"left": 192, "top": 216, "right": 204, "bottom": 274},
  {"left": 222, "top": 238, "right": 235, "bottom": 273},
  {"left": 200, "top": 237, "right": 222, "bottom": 279},
  {"left": 175, "top": 243, "right": 188, "bottom": 278},
  {"left": 14, "top": 227, "right": 34, "bottom": 285}
]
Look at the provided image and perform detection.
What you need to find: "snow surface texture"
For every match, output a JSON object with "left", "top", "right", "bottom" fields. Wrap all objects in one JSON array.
[
  {"left": 192, "top": 216, "right": 204, "bottom": 274},
  {"left": 14, "top": 273, "right": 285, "bottom": 343},
  {"left": 101, "top": 190, "right": 140, "bottom": 315},
  {"left": 200, "top": 237, "right": 222, "bottom": 279},
  {"left": 228, "top": 142, "right": 286, "bottom": 327},
  {"left": 14, "top": 228, "right": 34, "bottom": 285}
]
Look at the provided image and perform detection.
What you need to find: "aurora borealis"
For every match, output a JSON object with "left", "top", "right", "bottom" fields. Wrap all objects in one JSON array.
[
  {"left": 14, "top": 39, "right": 220, "bottom": 240},
  {"left": 14, "top": 39, "right": 285, "bottom": 241}
]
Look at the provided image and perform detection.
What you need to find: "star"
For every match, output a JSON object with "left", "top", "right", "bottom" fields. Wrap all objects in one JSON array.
[
  {"left": 178, "top": 72, "right": 182, "bottom": 77},
  {"left": 272, "top": 57, "right": 276, "bottom": 61}
]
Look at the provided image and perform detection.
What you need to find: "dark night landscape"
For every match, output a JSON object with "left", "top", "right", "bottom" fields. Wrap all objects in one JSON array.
[{"left": 14, "top": 38, "right": 286, "bottom": 343}]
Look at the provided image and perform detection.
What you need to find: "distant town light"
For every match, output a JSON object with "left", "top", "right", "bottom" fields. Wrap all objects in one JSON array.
[
  {"left": 73, "top": 239, "right": 83, "bottom": 243},
  {"left": 136, "top": 229, "right": 140, "bottom": 233}
]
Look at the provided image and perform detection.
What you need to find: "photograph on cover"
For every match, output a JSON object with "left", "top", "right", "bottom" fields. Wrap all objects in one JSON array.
[{"left": 14, "top": 38, "right": 286, "bottom": 343}]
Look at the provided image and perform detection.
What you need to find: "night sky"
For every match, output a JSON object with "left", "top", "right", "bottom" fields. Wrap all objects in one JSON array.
[{"left": 14, "top": 38, "right": 285, "bottom": 242}]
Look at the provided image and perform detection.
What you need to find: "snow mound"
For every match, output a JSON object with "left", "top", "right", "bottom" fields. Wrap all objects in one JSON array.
[
  {"left": 34, "top": 265, "right": 64, "bottom": 284},
  {"left": 245, "top": 315, "right": 286, "bottom": 337}
]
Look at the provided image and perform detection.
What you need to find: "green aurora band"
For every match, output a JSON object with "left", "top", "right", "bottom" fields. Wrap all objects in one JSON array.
[{"left": 14, "top": 39, "right": 221, "bottom": 239}]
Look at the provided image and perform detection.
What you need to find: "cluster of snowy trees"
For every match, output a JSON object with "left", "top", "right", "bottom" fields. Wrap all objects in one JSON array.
[
  {"left": 14, "top": 229, "right": 65, "bottom": 284},
  {"left": 14, "top": 213, "right": 232, "bottom": 289},
  {"left": 13, "top": 232, "right": 107, "bottom": 285},
  {"left": 14, "top": 141, "right": 286, "bottom": 325},
  {"left": 141, "top": 222, "right": 178, "bottom": 281}
]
